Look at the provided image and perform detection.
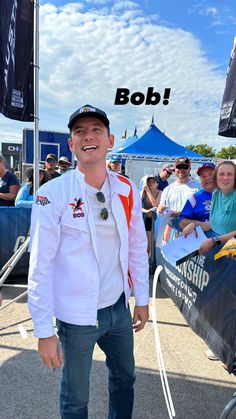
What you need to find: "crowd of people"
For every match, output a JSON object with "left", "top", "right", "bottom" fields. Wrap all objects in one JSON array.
[
  {"left": 5, "top": 144, "right": 234, "bottom": 258},
  {"left": 139, "top": 157, "right": 236, "bottom": 260},
  {"left": 0, "top": 103, "right": 236, "bottom": 418},
  {"left": 0, "top": 153, "right": 73, "bottom": 208}
]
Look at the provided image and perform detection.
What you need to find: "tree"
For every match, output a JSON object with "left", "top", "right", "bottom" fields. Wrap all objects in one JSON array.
[
  {"left": 216, "top": 145, "right": 236, "bottom": 159},
  {"left": 186, "top": 144, "right": 215, "bottom": 157}
]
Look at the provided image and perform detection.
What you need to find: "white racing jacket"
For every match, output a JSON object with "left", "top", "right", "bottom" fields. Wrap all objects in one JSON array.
[{"left": 28, "top": 168, "right": 149, "bottom": 337}]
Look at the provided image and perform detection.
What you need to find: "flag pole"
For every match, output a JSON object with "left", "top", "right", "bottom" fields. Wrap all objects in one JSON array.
[{"left": 33, "top": 0, "right": 40, "bottom": 194}]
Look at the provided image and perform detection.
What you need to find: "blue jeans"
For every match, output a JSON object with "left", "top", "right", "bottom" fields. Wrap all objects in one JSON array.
[{"left": 56, "top": 293, "right": 135, "bottom": 419}]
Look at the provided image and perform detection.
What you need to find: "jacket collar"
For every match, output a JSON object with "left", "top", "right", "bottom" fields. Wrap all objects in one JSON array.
[
  {"left": 74, "top": 167, "right": 130, "bottom": 197},
  {"left": 107, "top": 170, "right": 130, "bottom": 197}
]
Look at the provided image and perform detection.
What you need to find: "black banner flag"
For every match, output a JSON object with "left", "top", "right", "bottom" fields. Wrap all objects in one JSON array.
[
  {"left": 0, "top": 0, "right": 34, "bottom": 121},
  {"left": 218, "top": 37, "right": 236, "bottom": 137}
]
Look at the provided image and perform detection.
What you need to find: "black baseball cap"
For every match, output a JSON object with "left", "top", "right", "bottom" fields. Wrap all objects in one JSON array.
[
  {"left": 175, "top": 157, "right": 191, "bottom": 168},
  {"left": 68, "top": 104, "right": 110, "bottom": 130}
]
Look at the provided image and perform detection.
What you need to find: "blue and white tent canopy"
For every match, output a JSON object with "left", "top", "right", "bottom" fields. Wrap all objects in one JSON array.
[
  {"left": 109, "top": 124, "right": 210, "bottom": 163},
  {"left": 112, "top": 132, "right": 139, "bottom": 153}
]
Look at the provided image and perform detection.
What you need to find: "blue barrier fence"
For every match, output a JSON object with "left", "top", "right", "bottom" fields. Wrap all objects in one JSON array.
[{"left": 0, "top": 207, "right": 31, "bottom": 279}]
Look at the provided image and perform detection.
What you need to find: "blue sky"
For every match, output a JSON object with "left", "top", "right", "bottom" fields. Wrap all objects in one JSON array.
[
  {"left": 147, "top": 0, "right": 235, "bottom": 67},
  {"left": 1, "top": 0, "right": 236, "bottom": 151}
]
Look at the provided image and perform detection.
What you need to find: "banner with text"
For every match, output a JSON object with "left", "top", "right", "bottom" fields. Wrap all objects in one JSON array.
[
  {"left": 218, "top": 36, "right": 236, "bottom": 137},
  {"left": 156, "top": 246, "right": 236, "bottom": 373},
  {"left": 0, "top": 0, "right": 34, "bottom": 121}
]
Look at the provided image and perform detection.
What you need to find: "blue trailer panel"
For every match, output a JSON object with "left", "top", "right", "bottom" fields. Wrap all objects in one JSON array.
[{"left": 22, "top": 128, "right": 71, "bottom": 164}]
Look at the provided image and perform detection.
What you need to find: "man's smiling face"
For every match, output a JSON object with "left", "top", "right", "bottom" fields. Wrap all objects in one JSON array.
[{"left": 68, "top": 117, "right": 114, "bottom": 167}]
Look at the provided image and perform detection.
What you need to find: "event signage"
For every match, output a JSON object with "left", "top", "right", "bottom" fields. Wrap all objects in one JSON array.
[
  {"left": 0, "top": 0, "right": 34, "bottom": 121},
  {"left": 219, "top": 37, "right": 236, "bottom": 137},
  {"left": 156, "top": 246, "right": 236, "bottom": 373},
  {"left": 2, "top": 142, "right": 22, "bottom": 156}
]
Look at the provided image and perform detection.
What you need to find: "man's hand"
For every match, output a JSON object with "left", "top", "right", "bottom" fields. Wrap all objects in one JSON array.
[
  {"left": 157, "top": 204, "right": 167, "bottom": 214},
  {"left": 171, "top": 211, "right": 180, "bottom": 218},
  {"left": 38, "top": 335, "right": 64, "bottom": 369},
  {"left": 133, "top": 305, "right": 149, "bottom": 333}
]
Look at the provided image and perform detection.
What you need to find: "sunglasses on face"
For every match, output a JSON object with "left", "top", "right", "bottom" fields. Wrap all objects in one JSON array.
[
  {"left": 46, "top": 159, "right": 56, "bottom": 163},
  {"left": 176, "top": 164, "right": 189, "bottom": 170},
  {"left": 165, "top": 170, "right": 172, "bottom": 175},
  {"left": 96, "top": 191, "right": 109, "bottom": 220}
]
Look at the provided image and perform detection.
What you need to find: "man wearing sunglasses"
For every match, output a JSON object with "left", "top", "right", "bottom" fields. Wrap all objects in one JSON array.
[
  {"left": 107, "top": 155, "right": 122, "bottom": 173},
  {"left": 156, "top": 163, "right": 175, "bottom": 191},
  {"left": 157, "top": 157, "right": 200, "bottom": 217},
  {"left": 44, "top": 153, "right": 61, "bottom": 179},
  {"left": 28, "top": 104, "right": 149, "bottom": 419}
]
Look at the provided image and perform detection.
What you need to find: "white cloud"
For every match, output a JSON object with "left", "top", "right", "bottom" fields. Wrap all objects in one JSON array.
[
  {"left": 86, "top": 0, "right": 110, "bottom": 5},
  {"left": 111, "top": 1, "right": 141, "bottom": 12},
  {"left": 191, "top": 2, "right": 236, "bottom": 28},
  {"left": 206, "top": 6, "right": 218, "bottom": 17},
  {"left": 0, "top": 1, "right": 232, "bottom": 153}
]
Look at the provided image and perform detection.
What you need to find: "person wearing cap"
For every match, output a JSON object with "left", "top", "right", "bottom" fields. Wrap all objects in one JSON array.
[
  {"left": 108, "top": 156, "right": 129, "bottom": 178},
  {"left": 107, "top": 156, "right": 122, "bottom": 173},
  {"left": 45, "top": 153, "right": 61, "bottom": 179},
  {"left": 179, "top": 163, "right": 216, "bottom": 237},
  {"left": 157, "top": 163, "right": 175, "bottom": 191},
  {"left": 157, "top": 157, "right": 200, "bottom": 217},
  {"left": 58, "top": 156, "right": 72, "bottom": 175},
  {"left": 0, "top": 155, "right": 20, "bottom": 206},
  {"left": 28, "top": 104, "right": 149, "bottom": 418}
]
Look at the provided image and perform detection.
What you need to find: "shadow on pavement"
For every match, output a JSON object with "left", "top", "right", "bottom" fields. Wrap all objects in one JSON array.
[{"left": 1, "top": 347, "right": 236, "bottom": 419}]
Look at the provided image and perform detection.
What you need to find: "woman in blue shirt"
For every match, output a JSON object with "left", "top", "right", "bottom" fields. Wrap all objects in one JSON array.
[{"left": 15, "top": 167, "right": 51, "bottom": 208}]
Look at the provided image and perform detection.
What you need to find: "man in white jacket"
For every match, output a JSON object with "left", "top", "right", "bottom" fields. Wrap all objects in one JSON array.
[{"left": 28, "top": 104, "right": 149, "bottom": 419}]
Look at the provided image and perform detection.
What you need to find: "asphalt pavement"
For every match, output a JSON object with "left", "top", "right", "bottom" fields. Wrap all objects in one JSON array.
[{"left": 1, "top": 278, "right": 236, "bottom": 419}]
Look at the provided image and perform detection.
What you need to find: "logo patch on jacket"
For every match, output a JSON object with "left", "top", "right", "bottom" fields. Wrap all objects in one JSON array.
[
  {"left": 35, "top": 195, "right": 51, "bottom": 206},
  {"left": 69, "top": 198, "right": 85, "bottom": 218}
]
